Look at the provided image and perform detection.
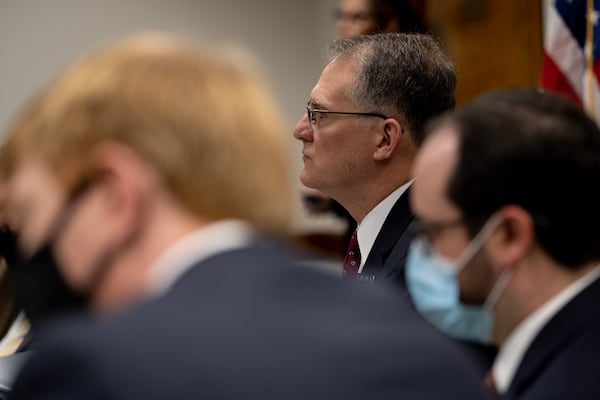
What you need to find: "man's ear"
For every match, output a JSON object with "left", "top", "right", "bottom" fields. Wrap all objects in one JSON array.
[
  {"left": 486, "top": 206, "right": 535, "bottom": 271},
  {"left": 373, "top": 118, "right": 403, "bottom": 161}
]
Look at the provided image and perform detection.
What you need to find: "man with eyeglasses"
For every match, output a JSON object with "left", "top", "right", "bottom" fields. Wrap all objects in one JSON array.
[
  {"left": 293, "top": 33, "right": 456, "bottom": 287},
  {"left": 407, "top": 89, "right": 600, "bottom": 399}
]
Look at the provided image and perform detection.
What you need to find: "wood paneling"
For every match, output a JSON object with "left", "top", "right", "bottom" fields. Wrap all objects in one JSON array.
[{"left": 428, "top": 0, "right": 543, "bottom": 105}]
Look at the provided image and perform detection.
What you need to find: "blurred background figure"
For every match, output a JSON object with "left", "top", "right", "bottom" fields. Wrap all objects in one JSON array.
[{"left": 335, "top": 0, "right": 426, "bottom": 38}]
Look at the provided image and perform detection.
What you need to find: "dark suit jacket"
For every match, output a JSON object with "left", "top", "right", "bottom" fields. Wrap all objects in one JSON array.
[
  {"left": 358, "top": 190, "right": 415, "bottom": 288},
  {"left": 9, "top": 240, "right": 484, "bottom": 400},
  {"left": 356, "top": 192, "right": 496, "bottom": 377},
  {"left": 0, "top": 352, "right": 29, "bottom": 400},
  {"left": 499, "top": 276, "right": 600, "bottom": 400}
]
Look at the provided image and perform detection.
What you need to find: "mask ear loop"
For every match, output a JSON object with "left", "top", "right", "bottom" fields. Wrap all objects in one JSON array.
[
  {"left": 454, "top": 212, "right": 513, "bottom": 309},
  {"left": 484, "top": 269, "right": 513, "bottom": 309},
  {"left": 452, "top": 213, "right": 503, "bottom": 275}
]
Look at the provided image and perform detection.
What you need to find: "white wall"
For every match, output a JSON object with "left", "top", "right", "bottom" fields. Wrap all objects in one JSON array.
[
  {"left": 0, "top": 0, "right": 339, "bottom": 136},
  {"left": 0, "top": 0, "right": 342, "bottom": 230}
]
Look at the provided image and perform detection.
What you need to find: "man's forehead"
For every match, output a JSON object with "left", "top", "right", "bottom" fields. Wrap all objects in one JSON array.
[
  {"left": 410, "top": 125, "right": 460, "bottom": 217},
  {"left": 309, "top": 60, "right": 357, "bottom": 107},
  {"left": 414, "top": 126, "right": 459, "bottom": 178}
]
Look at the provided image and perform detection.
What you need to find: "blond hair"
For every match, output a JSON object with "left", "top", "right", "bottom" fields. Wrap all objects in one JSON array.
[{"left": 1, "top": 34, "right": 294, "bottom": 234}]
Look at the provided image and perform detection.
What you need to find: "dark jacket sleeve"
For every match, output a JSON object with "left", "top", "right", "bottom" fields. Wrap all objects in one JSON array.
[{"left": 9, "top": 337, "right": 114, "bottom": 400}]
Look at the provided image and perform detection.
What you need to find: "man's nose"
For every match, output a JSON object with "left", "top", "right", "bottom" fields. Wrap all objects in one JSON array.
[{"left": 293, "top": 114, "right": 312, "bottom": 141}]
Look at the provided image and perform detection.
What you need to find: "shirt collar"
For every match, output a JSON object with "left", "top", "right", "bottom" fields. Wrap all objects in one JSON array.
[
  {"left": 356, "top": 180, "right": 412, "bottom": 272},
  {"left": 492, "top": 264, "right": 600, "bottom": 393},
  {"left": 145, "top": 219, "right": 254, "bottom": 297}
]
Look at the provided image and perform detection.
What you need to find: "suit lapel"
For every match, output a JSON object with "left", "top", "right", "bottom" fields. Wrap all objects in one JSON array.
[
  {"left": 506, "top": 276, "right": 600, "bottom": 398},
  {"left": 361, "top": 190, "right": 414, "bottom": 277}
]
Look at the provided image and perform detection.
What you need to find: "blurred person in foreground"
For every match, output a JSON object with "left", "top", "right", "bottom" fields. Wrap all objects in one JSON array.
[
  {"left": 293, "top": 32, "right": 455, "bottom": 287},
  {"left": 1, "top": 34, "right": 484, "bottom": 399},
  {"left": 407, "top": 89, "right": 600, "bottom": 399}
]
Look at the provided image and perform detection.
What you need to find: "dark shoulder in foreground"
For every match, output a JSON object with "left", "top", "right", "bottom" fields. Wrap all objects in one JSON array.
[{"left": 9, "top": 242, "right": 485, "bottom": 400}]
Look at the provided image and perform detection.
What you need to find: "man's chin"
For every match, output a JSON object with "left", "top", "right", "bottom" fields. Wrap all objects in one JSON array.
[{"left": 299, "top": 172, "right": 317, "bottom": 190}]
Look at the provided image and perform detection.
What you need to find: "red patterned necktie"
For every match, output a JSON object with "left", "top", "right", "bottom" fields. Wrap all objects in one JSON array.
[{"left": 343, "top": 230, "right": 361, "bottom": 279}]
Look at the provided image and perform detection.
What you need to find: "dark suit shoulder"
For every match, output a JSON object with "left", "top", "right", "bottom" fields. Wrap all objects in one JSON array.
[
  {"left": 10, "top": 243, "right": 485, "bottom": 400},
  {"left": 514, "top": 320, "right": 600, "bottom": 400},
  {"left": 509, "top": 278, "right": 600, "bottom": 399},
  {"left": 9, "top": 321, "right": 116, "bottom": 399}
]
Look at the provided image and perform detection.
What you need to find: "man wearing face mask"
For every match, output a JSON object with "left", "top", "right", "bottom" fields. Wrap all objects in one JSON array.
[
  {"left": 406, "top": 88, "right": 600, "bottom": 399},
  {"left": 0, "top": 34, "right": 486, "bottom": 399}
]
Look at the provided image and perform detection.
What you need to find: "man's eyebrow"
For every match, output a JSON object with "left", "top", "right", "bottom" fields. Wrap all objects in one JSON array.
[{"left": 308, "top": 100, "right": 327, "bottom": 110}]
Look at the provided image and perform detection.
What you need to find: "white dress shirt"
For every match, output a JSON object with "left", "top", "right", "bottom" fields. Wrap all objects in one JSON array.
[
  {"left": 492, "top": 265, "right": 600, "bottom": 393},
  {"left": 145, "top": 220, "right": 254, "bottom": 297},
  {"left": 356, "top": 181, "right": 412, "bottom": 273}
]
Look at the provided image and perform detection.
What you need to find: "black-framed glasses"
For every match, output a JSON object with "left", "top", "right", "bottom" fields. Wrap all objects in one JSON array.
[
  {"left": 410, "top": 217, "right": 467, "bottom": 254},
  {"left": 306, "top": 103, "right": 388, "bottom": 132}
]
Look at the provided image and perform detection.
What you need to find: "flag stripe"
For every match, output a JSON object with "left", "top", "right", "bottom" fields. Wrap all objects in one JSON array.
[
  {"left": 545, "top": 2, "right": 587, "bottom": 95},
  {"left": 542, "top": 52, "right": 582, "bottom": 105},
  {"left": 556, "top": 0, "right": 588, "bottom": 49}
]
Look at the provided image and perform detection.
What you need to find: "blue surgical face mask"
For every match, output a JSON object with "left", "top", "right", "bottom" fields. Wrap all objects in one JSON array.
[{"left": 405, "top": 214, "right": 512, "bottom": 344}]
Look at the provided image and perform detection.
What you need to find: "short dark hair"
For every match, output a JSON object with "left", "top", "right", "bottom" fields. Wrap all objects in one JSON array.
[
  {"left": 327, "top": 33, "right": 456, "bottom": 146},
  {"left": 443, "top": 89, "right": 600, "bottom": 269}
]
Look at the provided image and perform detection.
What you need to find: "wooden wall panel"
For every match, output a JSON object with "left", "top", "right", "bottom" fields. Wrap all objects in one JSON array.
[{"left": 428, "top": 0, "right": 543, "bottom": 105}]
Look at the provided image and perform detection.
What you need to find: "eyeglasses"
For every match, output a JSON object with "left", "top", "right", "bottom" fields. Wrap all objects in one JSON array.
[
  {"left": 306, "top": 103, "right": 388, "bottom": 132},
  {"left": 411, "top": 217, "right": 467, "bottom": 254}
]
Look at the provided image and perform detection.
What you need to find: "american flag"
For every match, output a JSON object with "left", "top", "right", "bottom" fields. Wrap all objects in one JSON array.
[{"left": 542, "top": 0, "right": 600, "bottom": 121}]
